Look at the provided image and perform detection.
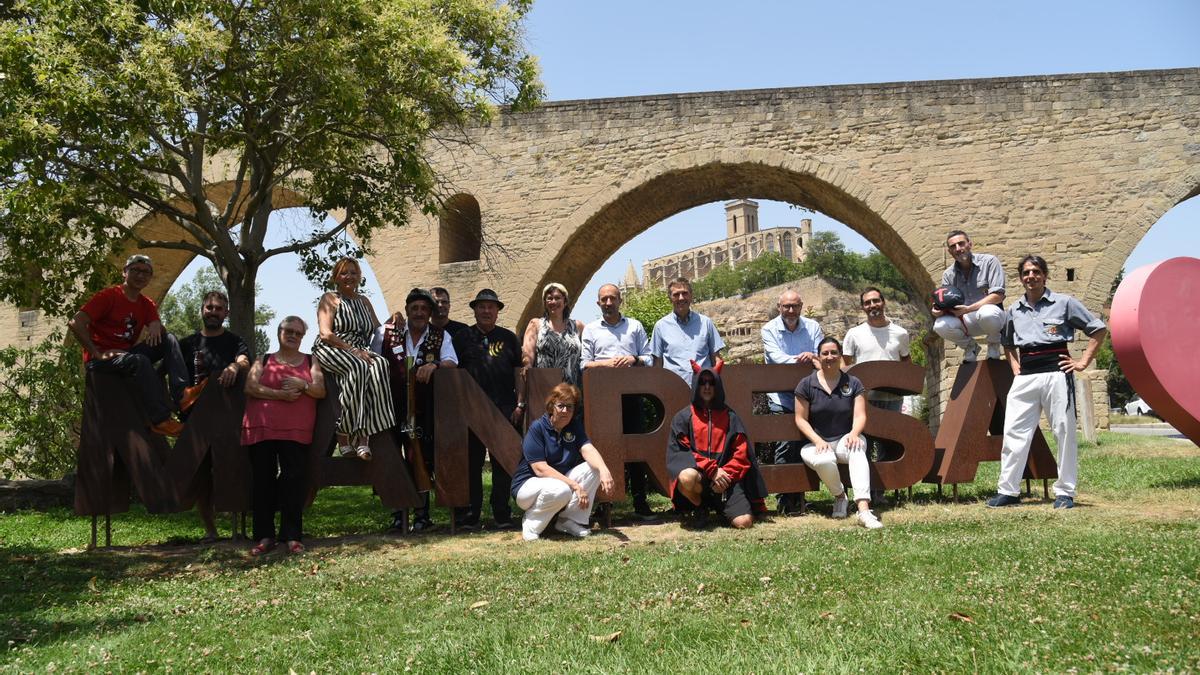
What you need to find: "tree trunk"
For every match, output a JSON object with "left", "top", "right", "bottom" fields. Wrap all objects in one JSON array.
[{"left": 226, "top": 264, "right": 260, "bottom": 359}]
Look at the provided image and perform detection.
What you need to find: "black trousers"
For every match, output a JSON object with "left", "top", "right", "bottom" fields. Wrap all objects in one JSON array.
[
  {"left": 86, "top": 335, "right": 187, "bottom": 424},
  {"left": 249, "top": 439, "right": 308, "bottom": 542},
  {"left": 463, "top": 428, "right": 513, "bottom": 522}
]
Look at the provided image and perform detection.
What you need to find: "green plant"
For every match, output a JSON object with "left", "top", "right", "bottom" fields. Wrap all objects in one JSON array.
[{"left": 0, "top": 330, "right": 82, "bottom": 478}]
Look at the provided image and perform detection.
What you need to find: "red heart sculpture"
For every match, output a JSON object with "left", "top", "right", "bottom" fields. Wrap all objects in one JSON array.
[{"left": 1110, "top": 257, "right": 1200, "bottom": 446}]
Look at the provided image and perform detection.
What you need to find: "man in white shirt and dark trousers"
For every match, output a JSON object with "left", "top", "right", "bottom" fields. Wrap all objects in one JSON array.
[
  {"left": 581, "top": 284, "right": 656, "bottom": 520},
  {"left": 843, "top": 287, "right": 911, "bottom": 503}
]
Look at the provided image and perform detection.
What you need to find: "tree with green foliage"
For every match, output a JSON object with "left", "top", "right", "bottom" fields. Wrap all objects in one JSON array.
[
  {"left": 739, "top": 252, "right": 804, "bottom": 295},
  {"left": 692, "top": 263, "right": 743, "bottom": 301},
  {"left": 159, "top": 267, "right": 276, "bottom": 356},
  {"left": 799, "top": 230, "right": 859, "bottom": 283},
  {"left": 621, "top": 287, "right": 672, "bottom": 337},
  {"left": 0, "top": 331, "right": 82, "bottom": 478},
  {"left": 0, "top": 0, "right": 542, "bottom": 345}
]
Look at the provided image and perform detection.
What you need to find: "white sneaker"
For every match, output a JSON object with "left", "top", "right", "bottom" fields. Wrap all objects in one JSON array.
[
  {"left": 832, "top": 494, "right": 849, "bottom": 519},
  {"left": 554, "top": 519, "right": 591, "bottom": 538},
  {"left": 858, "top": 510, "right": 884, "bottom": 529},
  {"left": 986, "top": 343, "right": 1002, "bottom": 360},
  {"left": 962, "top": 343, "right": 981, "bottom": 362},
  {"left": 521, "top": 519, "right": 540, "bottom": 541}
]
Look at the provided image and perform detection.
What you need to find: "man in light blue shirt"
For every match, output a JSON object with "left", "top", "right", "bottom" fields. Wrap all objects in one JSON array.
[
  {"left": 581, "top": 284, "right": 652, "bottom": 369},
  {"left": 760, "top": 288, "right": 822, "bottom": 515},
  {"left": 582, "top": 283, "right": 657, "bottom": 519},
  {"left": 651, "top": 277, "right": 725, "bottom": 388}
]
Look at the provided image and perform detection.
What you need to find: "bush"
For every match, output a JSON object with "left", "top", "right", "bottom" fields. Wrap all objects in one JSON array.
[{"left": 0, "top": 331, "right": 83, "bottom": 479}]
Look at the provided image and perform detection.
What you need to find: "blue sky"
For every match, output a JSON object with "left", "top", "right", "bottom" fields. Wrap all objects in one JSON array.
[{"left": 176, "top": 0, "right": 1200, "bottom": 338}]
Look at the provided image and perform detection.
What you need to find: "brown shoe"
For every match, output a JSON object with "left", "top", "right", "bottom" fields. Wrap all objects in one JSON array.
[
  {"left": 179, "top": 380, "right": 208, "bottom": 412},
  {"left": 150, "top": 418, "right": 184, "bottom": 436}
]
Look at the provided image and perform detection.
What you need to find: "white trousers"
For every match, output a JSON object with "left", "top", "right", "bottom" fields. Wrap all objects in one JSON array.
[
  {"left": 998, "top": 371, "right": 1078, "bottom": 497},
  {"left": 933, "top": 303, "right": 1005, "bottom": 350},
  {"left": 800, "top": 436, "right": 872, "bottom": 502},
  {"left": 515, "top": 463, "right": 599, "bottom": 535}
]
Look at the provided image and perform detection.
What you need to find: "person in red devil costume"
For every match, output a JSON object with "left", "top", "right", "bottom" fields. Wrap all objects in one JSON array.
[{"left": 666, "top": 359, "right": 768, "bottom": 529}]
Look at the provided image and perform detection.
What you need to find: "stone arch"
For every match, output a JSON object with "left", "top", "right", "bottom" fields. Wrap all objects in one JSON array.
[
  {"left": 516, "top": 148, "right": 928, "bottom": 327},
  {"left": 439, "top": 193, "right": 482, "bottom": 264},
  {"left": 1085, "top": 166, "right": 1200, "bottom": 309}
]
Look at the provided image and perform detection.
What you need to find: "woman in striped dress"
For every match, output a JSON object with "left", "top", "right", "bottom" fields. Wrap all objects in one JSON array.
[
  {"left": 313, "top": 258, "right": 396, "bottom": 460},
  {"left": 522, "top": 282, "right": 584, "bottom": 387}
]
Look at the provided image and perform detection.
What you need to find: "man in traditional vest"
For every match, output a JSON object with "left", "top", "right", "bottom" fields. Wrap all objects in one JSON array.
[{"left": 374, "top": 288, "right": 458, "bottom": 532}]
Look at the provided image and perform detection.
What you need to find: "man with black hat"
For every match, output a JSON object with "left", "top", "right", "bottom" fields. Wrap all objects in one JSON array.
[
  {"left": 450, "top": 289, "right": 524, "bottom": 529},
  {"left": 932, "top": 230, "right": 1006, "bottom": 361},
  {"left": 68, "top": 253, "right": 189, "bottom": 436},
  {"left": 373, "top": 288, "right": 458, "bottom": 531}
]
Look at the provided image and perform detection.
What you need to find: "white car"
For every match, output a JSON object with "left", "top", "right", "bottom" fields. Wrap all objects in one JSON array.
[{"left": 1124, "top": 397, "right": 1155, "bottom": 416}]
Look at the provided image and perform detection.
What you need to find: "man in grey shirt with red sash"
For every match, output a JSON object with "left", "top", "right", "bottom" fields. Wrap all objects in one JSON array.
[{"left": 987, "top": 255, "right": 1106, "bottom": 510}]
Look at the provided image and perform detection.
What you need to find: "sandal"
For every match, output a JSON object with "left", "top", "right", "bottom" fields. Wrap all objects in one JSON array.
[
  {"left": 356, "top": 445, "right": 372, "bottom": 461},
  {"left": 286, "top": 540, "right": 305, "bottom": 554},
  {"left": 339, "top": 444, "right": 356, "bottom": 458},
  {"left": 249, "top": 539, "right": 275, "bottom": 556}
]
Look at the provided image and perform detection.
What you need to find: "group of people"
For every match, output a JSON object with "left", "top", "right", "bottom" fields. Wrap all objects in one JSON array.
[{"left": 73, "top": 228, "right": 1107, "bottom": 550}]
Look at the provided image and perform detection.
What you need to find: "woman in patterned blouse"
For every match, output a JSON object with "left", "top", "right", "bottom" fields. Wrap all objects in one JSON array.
[{"left": 522, "top": 282, "right": 585, "bottom": 387}]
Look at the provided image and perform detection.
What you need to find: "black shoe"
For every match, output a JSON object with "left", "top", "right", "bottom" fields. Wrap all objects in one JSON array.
[
  {"left": 1052, "top": 495, "right": 1075, "bottom": 509},
  {"left": 632, "top": 500, "right": 658, "bottom": 521},
  {"left": 681, "top": 508, "right": 710, "bottom": 530},
  {"left": 389, "top": 514, "right": 406, "bottom": 531},
  {"left": 986, "top": 494, "right": 1022, "bottom": 508},
  {"left": 411, "top": 517, "right": 435, "bottom": 532},
  {"left": 453, "top": 511, "right": 481, "bottom": 529},
  {"left": 493, "top": 518, "right": 516, "bottom": 530}
]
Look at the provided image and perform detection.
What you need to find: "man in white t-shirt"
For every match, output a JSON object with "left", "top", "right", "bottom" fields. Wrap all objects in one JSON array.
[{"left": 843, "top": 287, "right": 910, "bottom": 501}]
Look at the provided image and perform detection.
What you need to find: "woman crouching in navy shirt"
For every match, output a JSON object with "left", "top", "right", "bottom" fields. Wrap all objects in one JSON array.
[
  {"left": 511, "top": 383, "right": 615, "bottom": 541},
  {"left": 794, "top": 337, "right": 883, "bottom": 530}
]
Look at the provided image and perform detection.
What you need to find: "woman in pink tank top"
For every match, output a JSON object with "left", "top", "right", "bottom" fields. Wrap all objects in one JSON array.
[{"left": 242, "top": 316, "right": 326, "bottom": 555}]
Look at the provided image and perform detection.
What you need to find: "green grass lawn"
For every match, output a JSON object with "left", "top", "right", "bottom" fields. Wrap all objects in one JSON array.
[{"left": 2, "top": 432, "right": 1198, "bottom": 672}]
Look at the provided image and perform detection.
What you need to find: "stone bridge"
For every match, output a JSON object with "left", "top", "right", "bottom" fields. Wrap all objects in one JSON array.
[
  {"left": 2, "top": 69, "right": 1197, "bottom": 420},
  {"left": 375, "top": 68, "right": 1197, "bottom": 336}
]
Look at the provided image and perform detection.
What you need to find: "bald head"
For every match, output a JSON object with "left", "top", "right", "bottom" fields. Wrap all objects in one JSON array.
[
  {"left": 597, "top": 283, "right": 623, "bottom": 321},
  {"left": 777, "top": 290, "right": 802, "bottom": 329}
]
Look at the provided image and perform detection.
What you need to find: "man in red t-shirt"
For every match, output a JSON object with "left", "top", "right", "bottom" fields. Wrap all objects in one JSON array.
[{"left": 69, "top": 254, "right": 188, "bottom": 435}]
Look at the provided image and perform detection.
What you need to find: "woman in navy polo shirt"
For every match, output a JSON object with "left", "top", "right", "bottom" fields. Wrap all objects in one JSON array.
[
  {"left": 794, "top": 337, "right": 883, "bottom": 530},
  {"left": 512, "top": 383, "right": 615, "bottom": 541}
]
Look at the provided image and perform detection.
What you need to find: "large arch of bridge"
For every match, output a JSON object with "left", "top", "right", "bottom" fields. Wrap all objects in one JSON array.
[{"left": 515, "top": 148, "right": 929, "bottom": 329}]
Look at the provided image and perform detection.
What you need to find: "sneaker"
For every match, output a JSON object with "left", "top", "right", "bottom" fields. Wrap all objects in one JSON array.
[
  {"left": 521, "top": 520, "right": 540, "bottom": 541},
  {"left": 632, "top": 500, "right": 658, "bottom": 521},
  {"left": 986, "top": 494, "right": 1022, "bottom": 508},
  {"left": 986, "top": 343, "right": 1003, "bottom": 360},
  {"left": 554, "top": 518, "right": 591, "bottom": 538},
  {"left": 411, "top": 517, "right": 434, "bottom": 532},
  {"left": 858, "top": 510, "right": 884, "bottom": 529},
  {"left": 150, "top": 418, "right": 184, "bottom": 436},
  {"left": 831, "top": 493, "right": 849, "bottom": 519},
  {"left": 1053, "top": 495, "right": 1076, "bottom": 509},
  {"left": 962, "top": 343, "right": 981, "bottom": 362}
]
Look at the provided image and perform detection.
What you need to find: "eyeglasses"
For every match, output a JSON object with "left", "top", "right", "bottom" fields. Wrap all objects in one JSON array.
[
  {"left": 281, "top": 328, "right": 305, "bottom": 337},
  {"left": 778, "top": 303, "right": 801, "bottom": 310},
  {"left": 1020, "top": 268, "right": 1044, "bottom": 277},
  {"left": 553, "top": 402, "right": 575, "bottom": 412}
]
